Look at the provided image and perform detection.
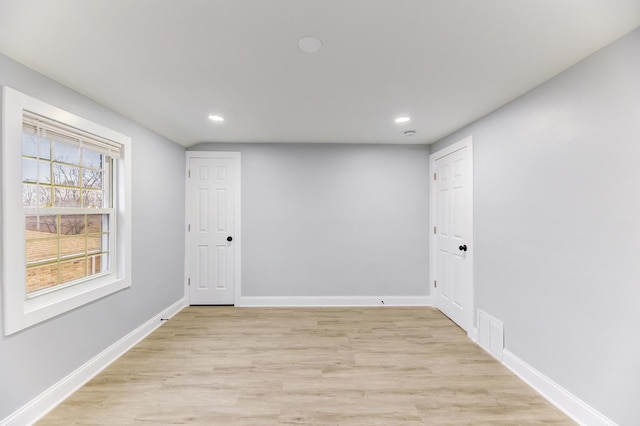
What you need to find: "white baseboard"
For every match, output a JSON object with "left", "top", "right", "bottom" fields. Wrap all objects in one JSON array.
[
  {"left": 502, "top": 350, "right": 615, "bottom": 426},
  {"left": 237, "top": 295, "right": 432, "bottom": 307},
  {"left": 0, "top": 298, "right": 187, "bottom": 426},
  {"left": 468, "top": 326, "right": 478, "bottom": 343}
]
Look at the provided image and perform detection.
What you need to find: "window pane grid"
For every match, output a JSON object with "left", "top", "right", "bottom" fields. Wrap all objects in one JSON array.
[
  {"left": 22, "top": 154, "right": 106, "bottom": 174},
  {"left": 25, "top": 213, "right": 110, "bottom": 294},
  {"left": 22, "top": 149, "right": 109, "bottom": 209},
  {"left": 26, "top": 250, "right": 109, "bottom": 267}
]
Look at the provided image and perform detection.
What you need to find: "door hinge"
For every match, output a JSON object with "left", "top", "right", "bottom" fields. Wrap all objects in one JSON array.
[
  {"left": 188, "top": 278, "right": 191, "bottom": 286},
  {"left": 434, "top": 280, "right": 437, "bottom": 288},
  {"left": 433, "top": 226, "right": 436, "bottom": 234},
  {"left": 188, "top": 170, "right": 191, "bottom": 178},
  {"left": 188, "top": 224, "right": 191, "bottom": 232},
  {"left": 433, "top": 172, "right": 436, "bottom": 181}
]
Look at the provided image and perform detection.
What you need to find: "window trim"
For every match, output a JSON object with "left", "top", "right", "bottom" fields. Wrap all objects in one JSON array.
[{"left": 1, "top": 86, "right": 132, "bottom": 335}]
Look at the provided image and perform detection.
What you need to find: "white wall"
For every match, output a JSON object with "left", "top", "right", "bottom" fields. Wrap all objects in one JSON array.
[
  {"left": 0, "top": 54, "right": 186, "bottom": 420},
  {"left": 189, "top": 143, "right": 430, "bottom": 300},
  {"left": 432, "top": 28, "right": 640, "bottom": 425}
]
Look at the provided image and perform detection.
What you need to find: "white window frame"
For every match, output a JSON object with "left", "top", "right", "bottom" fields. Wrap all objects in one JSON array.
[{"left": 1, "top": 86, "right": 132, "bottom": 335}]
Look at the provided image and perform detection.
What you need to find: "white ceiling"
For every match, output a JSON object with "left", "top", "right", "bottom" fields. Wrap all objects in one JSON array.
[{"left": 0, "top": 1, "right": 638, "bottom": 147}]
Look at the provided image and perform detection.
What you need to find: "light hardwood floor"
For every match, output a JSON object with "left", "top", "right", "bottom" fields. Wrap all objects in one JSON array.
[{"left": 40, "top": 307, "right": 573, "bottom": 425}]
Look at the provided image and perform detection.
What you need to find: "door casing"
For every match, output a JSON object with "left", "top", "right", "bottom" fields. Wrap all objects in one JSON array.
[{"left": 185, "top": 151, "right": 242, "bottom": 305}]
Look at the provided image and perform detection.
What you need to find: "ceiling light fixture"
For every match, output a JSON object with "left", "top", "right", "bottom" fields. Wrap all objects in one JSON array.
[
  {"left": 208, "top": 115, "right": 224, "bottom": 122},
  {"left": 404, "top": 130, "right": 417, "bottom": 136},
  {"left": 299, "top": 36, "right": 322, "bottom": 53},
  {"left": 395, "top": 116, "right": 410, "bottom": 123}
]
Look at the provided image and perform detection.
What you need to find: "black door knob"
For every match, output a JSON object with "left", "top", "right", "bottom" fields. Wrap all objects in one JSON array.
[
  {"left": 459, "top": 245, "right": 467, "bottom": 251},
  {"left": 227, "top": 236, "right": 233, "bottom": 242}
]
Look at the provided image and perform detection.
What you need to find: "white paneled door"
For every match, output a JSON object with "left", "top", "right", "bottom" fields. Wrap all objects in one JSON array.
[
  {"left": 187, "top": 153, "right": 240, "bottom": 305},
  {"left": 431, "top": 137, "right": 473, "bottom": 333}
]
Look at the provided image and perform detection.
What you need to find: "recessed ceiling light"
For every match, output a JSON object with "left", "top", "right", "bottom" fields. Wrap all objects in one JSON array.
[
  {"left": 395, "top": 116, "right": 410, "bottom": 123},
  {"left": 208, "top": 115, "right": 224, "bottom": 122},
  {"left": 404, "top": 130, "right": 417, "bottom": 136},
  {"left": 299, "top": 36, "right": 322, "bottom": 53}
]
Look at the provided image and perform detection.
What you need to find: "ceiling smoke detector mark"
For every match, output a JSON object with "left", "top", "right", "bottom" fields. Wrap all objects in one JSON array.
[
  {"left": 404, "top": 130, "right": 417, "bottom": 136},
  {"left": 299, "top": 36, "right": 322, "bottom": 53}
]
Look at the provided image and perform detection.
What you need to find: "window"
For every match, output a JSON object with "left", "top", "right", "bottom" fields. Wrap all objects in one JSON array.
[
  {"left": 23, "top": 112, "right": 118, "bottom": 295},
  {"left": 2, "top": 87, "right": 132, "bottom": 335}
]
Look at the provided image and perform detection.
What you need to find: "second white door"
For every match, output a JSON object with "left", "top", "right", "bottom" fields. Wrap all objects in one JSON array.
[
  {"left": 187, "top": 153, "right": 240, "bottom": 305},
  {"left": 431, "top": 137, "right": 473, "bottom": 332}
]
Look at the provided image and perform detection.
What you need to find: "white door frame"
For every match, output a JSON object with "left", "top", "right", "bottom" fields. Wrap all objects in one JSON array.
[
  {"left": 184, "top": 151, "right": 242, "bottom": 305},
  {"left": 429, "top": 135, "right": 474, "bottom": 336}
]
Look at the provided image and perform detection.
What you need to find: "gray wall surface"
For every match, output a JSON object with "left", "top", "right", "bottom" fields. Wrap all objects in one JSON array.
[
  {"left": 189, "top": 143, "right": 430, "bottom": 298},
  {"left": 432, "top": 28, "right": 640, "bottom": 425},
  {"left": 0, "top": 53, "right": 186, "bottom": 420}
]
